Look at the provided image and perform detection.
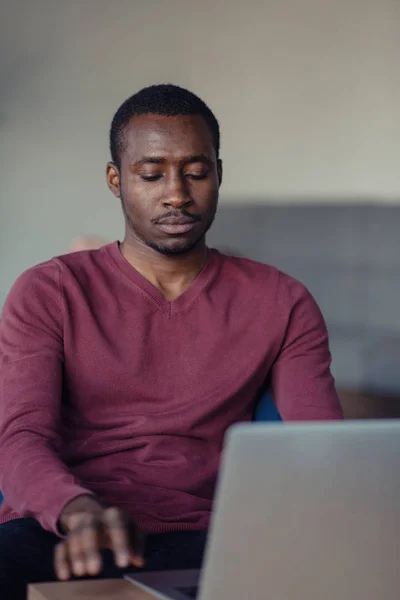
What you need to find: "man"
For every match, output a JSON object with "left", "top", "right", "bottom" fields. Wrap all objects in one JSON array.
[{"left": 0, "top": 84, "right": 343, "bottom": 599}]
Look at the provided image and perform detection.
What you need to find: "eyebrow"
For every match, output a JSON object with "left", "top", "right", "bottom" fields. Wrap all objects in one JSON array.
[
  {"left": 132, "top": 157, "right": 164, "bottom": 167},
  {"left": 131, "top": 154, "right": 213, "bottom": 168}
]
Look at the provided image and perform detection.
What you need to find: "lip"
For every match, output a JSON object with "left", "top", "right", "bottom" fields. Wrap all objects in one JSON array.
[{"left": 156, "top": 217, "right": 198, "bottom": 235}]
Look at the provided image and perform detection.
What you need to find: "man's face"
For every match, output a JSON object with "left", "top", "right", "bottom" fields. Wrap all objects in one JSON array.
[{"left": 107, "top": 113, "right": 222, "bottom": 256}]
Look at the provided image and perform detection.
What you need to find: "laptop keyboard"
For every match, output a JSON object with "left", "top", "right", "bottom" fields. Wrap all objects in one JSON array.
[{"left": 176, "top": 585, "right": 198, "bottom": 599}]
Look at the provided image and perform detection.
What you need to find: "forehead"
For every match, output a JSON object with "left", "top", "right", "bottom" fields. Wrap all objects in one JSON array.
[{"left": 121, "top": 114, "right": 215, "bottom": 163}]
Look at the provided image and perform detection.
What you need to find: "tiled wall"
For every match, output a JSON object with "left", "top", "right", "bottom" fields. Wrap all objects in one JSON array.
[{"left": 208, "top": 205, "right": 400, "bottom": 396}]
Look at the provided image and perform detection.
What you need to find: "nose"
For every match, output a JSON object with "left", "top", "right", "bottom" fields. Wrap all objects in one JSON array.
[{"left": 162, "top": 173, "right": 192, "bottom": 209}]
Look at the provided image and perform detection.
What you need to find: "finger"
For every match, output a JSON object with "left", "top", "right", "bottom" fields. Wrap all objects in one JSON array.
[
  {"left": 130, "top": 527, "right": 146, "bottom": 567},
  {"left": 80, "top": 520, "right": 103, "bottom": 576},
  {"left": 103, "top": 507, "right": 131, "bottom": 568},
  {"left": 67, "top": 526, "right": 92, "bottom": 577},
  {"left": 54, "top": 542, "right": 71, "bottom": 581},
  {"left": 131, "top": 552, "right": 145, "bottom": 568}
]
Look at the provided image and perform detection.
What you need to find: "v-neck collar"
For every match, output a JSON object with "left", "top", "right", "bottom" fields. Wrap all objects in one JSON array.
[{"left": 104, "top": 241, "right": 222, "bottom": 317}]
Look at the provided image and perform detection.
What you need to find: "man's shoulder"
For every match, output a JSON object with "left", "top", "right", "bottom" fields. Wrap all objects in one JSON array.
[
  {"left": 3, "top": 243, "right": 114, "bottom": 312},
  {"left": 217, "top": 250, "right": 309, "bottom": 299},
  {"left": 218, "top": 250, "right": 278, "bottom": 277},
  {"left": 6, "top": 257, "right": 62, "bottom": 297},
  {"left": 1, "top": 258, "right": 62, "bottom": 326},
  {"left": 54, "top": 242, "right": 112, "bottom": 272}
]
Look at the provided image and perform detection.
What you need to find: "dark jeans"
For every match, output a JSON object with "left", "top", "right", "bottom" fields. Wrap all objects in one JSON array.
[{"left": 0, "top": 518, "right": 207, "bottom": 600}]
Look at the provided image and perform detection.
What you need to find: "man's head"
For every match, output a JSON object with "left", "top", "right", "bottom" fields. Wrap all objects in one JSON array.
[{"left": 106, "top": 84, "right": 222, "bottom": 257}]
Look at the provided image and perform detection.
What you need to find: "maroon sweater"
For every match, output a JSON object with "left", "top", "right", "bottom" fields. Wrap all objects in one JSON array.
[{"left": 0, "top": 243, "right": 342, "bottom": 535}]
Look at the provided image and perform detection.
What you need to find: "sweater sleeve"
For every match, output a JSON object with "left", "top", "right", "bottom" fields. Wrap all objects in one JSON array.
[
  {"left": 270, "top": 274, "right": 343, "bottom": 421},
  {"left": 0, "top": 262, "right": 94, "bottom": 535}
]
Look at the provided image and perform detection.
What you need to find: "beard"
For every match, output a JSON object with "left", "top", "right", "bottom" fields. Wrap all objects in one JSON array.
[
  {"left": 143, "top": 236, "right": 205, "bottom": 257},
  {"left": 121, "top": 194, "right": 217, "bottom": 257}
]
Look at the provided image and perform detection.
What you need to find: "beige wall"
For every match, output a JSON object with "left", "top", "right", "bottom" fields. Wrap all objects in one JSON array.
[{"left": 0, "top": 0, "right": 399, "bottom": 304}]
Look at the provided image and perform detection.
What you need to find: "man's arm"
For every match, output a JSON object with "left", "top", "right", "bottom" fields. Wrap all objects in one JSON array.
[
  {"left": 270, "top": 274, "right": 343, "bottom": 421},
  {"left": 0, "top": 262, "right": 94, "bottom": 534}
]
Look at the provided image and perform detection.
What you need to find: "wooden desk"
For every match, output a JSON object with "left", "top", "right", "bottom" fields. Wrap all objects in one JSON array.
[{"left": 28, "top": 579, "right": 158, "bottom": 600}]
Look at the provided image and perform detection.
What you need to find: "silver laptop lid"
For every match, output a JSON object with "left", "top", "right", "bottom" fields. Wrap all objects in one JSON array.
[{"left": 199, "top": 421, "right": 400, "bottom": 600}]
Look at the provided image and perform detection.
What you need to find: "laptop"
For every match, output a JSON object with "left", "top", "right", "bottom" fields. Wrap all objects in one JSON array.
[{"left": 126, "top": 420, "right": 400, "bottom": 599}]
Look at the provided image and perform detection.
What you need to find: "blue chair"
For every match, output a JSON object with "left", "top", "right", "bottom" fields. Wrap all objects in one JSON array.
[{"left": 255, "top": 390, "right": 282, "bottom": 422}]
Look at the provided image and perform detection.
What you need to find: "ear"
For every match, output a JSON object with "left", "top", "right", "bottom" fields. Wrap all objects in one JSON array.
[
  {"left": 106, "top": 162, "right": 121, "bottom": 198},
  {"left": 217, "top": 159, "right": 223, "bottom": 187}
]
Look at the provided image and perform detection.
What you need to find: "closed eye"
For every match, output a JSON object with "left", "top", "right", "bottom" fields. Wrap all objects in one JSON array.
[
  {"left": 187, "top": 172, "right": 208, "bottom": 180},
  {"left": 140, "top": 174, "right": 163, "bottom": 182}
]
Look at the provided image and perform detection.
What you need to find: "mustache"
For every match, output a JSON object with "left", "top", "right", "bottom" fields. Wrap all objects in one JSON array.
[{"left": 152, "top": 210, "right": 202, "bottom": 224}]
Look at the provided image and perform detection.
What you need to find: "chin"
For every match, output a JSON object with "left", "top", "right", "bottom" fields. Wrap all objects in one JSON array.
[{"left": 147, "top": 236, "right": 202, "bottom": 257}]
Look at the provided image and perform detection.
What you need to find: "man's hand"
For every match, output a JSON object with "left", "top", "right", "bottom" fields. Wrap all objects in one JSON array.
[{"left": 55, "top": 495, "right": 145, "bottom": 580}]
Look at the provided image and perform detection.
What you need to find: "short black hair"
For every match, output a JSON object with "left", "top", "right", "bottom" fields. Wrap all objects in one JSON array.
[{"left": 109, "top": 84, "right": 220, "bottom": 167}]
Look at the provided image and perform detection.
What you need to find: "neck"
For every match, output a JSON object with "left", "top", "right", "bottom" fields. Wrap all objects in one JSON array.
[{"left": 120, "top": 234, "right": 208, "bottom": 300}]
